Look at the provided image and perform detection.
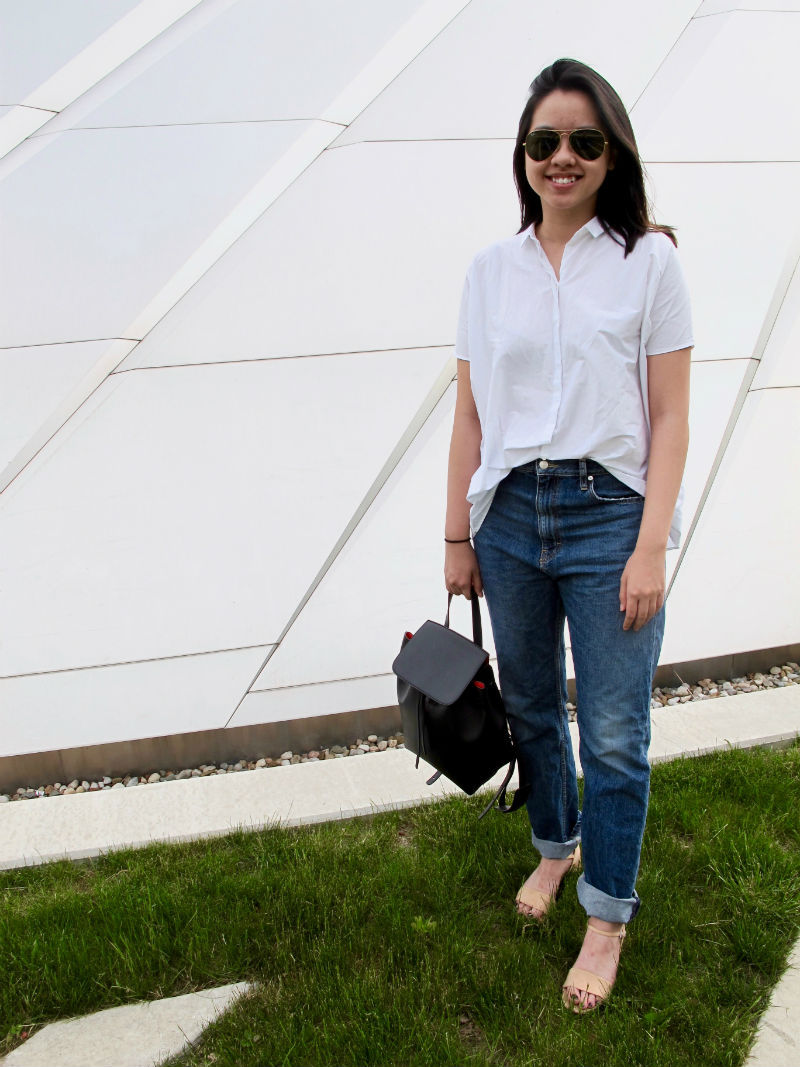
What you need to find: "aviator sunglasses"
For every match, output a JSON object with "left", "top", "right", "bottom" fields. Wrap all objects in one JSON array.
[{"left": 524, "top": 127, "right": 608, "bottom": 162}]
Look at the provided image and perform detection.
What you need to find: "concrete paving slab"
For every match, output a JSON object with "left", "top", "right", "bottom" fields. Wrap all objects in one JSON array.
[
  {"left": 0, "top": 982, "right": 252, "bottom": 1067},
  {"left": 648, "top": 687, "right": 800, "bottom": 762},
  {"left": 0, "top": 686, "right": 798, "bottom": 871},
  {"left": 744, "top": 941, "right": 800, "bottom": 1066},
  {"left": 0, "top": 745, "right": 484, "bottom": 870}
]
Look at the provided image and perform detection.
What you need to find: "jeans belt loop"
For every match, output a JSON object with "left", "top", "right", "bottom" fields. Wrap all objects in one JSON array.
[{"left": 579, "top": 458, "right": 588, "bottom": 491}]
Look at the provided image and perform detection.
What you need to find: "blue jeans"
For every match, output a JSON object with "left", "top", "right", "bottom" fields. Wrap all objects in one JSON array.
[{"left": 473, "top": 459, "right": 664, "bottom": 923}]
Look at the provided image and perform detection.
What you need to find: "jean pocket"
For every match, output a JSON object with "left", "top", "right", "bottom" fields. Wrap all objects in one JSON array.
[{"left": 588, "top": 470, "right": 643, "bottom": 503}]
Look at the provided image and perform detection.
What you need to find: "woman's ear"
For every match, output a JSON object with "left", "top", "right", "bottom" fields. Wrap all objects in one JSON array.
[{"left": 607, "top": 145, "right": 616, "bottom": 171}]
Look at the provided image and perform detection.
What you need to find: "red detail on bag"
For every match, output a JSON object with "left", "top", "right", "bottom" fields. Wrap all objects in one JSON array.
[
  {"left": 405, "top": 631, "right": 414, "bottom": 640},
  {"left": 473, "top": 680, "right": 485, "bottom": 689}
]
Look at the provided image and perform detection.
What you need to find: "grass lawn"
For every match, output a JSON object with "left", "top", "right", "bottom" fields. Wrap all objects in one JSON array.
[{"left": 2, "top": 743, "right": 799, "bottom": 1066}]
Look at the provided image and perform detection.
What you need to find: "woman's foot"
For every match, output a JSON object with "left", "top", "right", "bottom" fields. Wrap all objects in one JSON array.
[
  {"left": 562, "top": 919, "right": 626, "bottom": 1012},
  {"left": 515, "top": 847, "right": 581, "bottom": 921}
]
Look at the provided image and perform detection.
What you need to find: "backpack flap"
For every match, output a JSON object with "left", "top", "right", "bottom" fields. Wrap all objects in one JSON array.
[{"left": 391, "top": 619, "right": 488, "bottom": 706}]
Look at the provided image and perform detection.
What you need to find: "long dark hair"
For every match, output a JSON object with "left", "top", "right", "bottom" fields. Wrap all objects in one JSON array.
[{"left": 512, "top": 58, "right": 675, "bottom": 254}]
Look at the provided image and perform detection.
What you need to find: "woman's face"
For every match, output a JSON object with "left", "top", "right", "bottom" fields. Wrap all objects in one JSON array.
[{"left": 525, "top": 89, "right": 612, "bottom": 229}]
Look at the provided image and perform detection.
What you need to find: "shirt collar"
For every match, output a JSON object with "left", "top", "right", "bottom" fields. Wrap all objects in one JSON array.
[{"left": 520, "top": 216, "right": 605, "bottom": 244}]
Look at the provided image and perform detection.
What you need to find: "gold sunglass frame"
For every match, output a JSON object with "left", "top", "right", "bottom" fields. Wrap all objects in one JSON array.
[{"left": 524, "top": 128, "right": 609, "bottom": 162}]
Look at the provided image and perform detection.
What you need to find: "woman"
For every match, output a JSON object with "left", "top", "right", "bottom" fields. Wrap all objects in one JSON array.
[{"left": 444, "top": 58, "right": 692, "bottom": 1012}]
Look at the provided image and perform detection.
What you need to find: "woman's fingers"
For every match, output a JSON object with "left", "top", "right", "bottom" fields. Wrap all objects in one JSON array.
[
  {"left": 620, "top": 550, "right": 666, "bottom": 630},
  {"left": 444, "top": 543, "right": 483, "bottom": 597},
  {"left": 622, "top": 592, "right": 663, "bottom": 631},
  {"left": 445, "top": 570, "right": 483, "bottom": 597}
]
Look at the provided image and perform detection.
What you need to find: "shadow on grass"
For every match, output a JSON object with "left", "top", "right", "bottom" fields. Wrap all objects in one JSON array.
[{"left": 1, "top": 743, "right": 798, "bottom": 1066}]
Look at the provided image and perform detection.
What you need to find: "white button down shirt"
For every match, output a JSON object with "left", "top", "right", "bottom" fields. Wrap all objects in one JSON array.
[{"left": 456, "top": 217, "right": 694, "bottom": 547}]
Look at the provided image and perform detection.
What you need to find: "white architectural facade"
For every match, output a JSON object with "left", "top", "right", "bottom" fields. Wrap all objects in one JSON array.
[{"left": 1, "top": 0, "right": 798, "bottom": 764}]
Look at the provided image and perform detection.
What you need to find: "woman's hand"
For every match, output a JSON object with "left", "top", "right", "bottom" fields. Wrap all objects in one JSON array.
[
  {"left": 619, "top": 546, "right": 665, "bottom": 631},
  {"left": 445, "top": 541, "right": 483, "bottom": 598}
]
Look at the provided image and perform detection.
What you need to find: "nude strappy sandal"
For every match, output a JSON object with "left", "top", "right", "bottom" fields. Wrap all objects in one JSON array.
[
  {"left": 514, "top": 845, "right": 581, "bottom": 921},
  {"left": 561, "top": 921, "right": 626, "bottom": 1012}
]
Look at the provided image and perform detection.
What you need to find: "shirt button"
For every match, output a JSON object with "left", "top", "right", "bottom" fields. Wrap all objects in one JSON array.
[{"left": 539, "top": 460, "right": 549, "bottom": 469}]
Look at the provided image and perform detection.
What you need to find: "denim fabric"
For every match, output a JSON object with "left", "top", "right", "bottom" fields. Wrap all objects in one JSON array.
[{"left": 473, "top": 459, "right": 664, "bottom": 924}]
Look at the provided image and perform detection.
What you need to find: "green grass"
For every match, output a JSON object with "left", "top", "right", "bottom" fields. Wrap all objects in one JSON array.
[{"left": 2, "top": 744, "right": 799, "bottom": 1066}]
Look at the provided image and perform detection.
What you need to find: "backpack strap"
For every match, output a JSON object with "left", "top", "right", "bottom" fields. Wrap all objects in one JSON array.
[
  {"left": 444, "top": 590, "right": 483, "bottom": 647},
  {"left": 478, "top": 757, "right": 530, "bottom": 820}
]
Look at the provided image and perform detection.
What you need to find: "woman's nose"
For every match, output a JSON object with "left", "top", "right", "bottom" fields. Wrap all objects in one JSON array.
[{"left": 551, "top": 132, "right": 576, "bottom": 163}]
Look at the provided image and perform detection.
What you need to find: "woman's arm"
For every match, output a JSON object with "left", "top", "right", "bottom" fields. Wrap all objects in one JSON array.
[
  {"left": 444, "top": 359, "right": 484, "bottom": 597},
  {"left": 620, "top": 347, "right": 691, "bottom": 631}
]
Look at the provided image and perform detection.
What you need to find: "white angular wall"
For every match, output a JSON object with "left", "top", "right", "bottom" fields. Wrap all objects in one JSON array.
[{"left": 1, "top": 0, "right": 798, "bottom": 761}]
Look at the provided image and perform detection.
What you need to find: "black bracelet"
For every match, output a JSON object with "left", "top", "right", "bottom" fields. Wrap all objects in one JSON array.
[{"left": 444, "top": 537, "right": 472, "bottom": 544}]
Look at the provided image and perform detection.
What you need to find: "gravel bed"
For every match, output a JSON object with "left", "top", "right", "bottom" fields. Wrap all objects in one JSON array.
[
  {"left": 3, "top": 662, "right": 798, "bottom": 804},
  {"left": 1, "top": 735, "right": 406, "bottom": 803}
]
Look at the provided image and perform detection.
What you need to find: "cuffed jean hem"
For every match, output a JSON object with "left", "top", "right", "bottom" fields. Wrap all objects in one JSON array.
[
  {"left": 577, "top": 874, "right": 641, "bottom": 924},
  {"left": 532, "top": 830, "right": 581, "bottom": 860}
]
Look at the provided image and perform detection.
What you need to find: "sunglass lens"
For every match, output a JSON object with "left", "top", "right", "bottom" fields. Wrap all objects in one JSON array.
[
  {"left": 525, "top": 131, "right": 559, "bottom": 161},
  {"left": 570, "top": 130, "right": 606, "bottom": 160}
]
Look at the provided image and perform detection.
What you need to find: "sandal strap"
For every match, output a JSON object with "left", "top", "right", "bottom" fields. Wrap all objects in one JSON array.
[
  {"left": 586, "top": 921, "right": 626, "bottom": 940},
  {"left": 562, "top": 966, "right": 613, "bottom": 1000},
  {"left": 515, "top": 884, "right": 555, "bottom": 911},
  {"left": 515, "top": 846, "right": 581, "bottom": 913}
]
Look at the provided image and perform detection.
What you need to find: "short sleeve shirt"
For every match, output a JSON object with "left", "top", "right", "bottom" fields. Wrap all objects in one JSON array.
[{"left": 456, "top": 217, "right": 694, "bottom": 547}]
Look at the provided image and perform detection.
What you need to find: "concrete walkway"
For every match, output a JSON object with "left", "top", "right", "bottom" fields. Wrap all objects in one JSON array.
[
  {"left": 1, "top": 685, "right": 798, "bottom": 1065},
  {"left": 744, "top": 940, "right": 800, "bottom": 1067},
  {"left": 0, "top": 985, "right": 252, "bottom": 1067}
]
